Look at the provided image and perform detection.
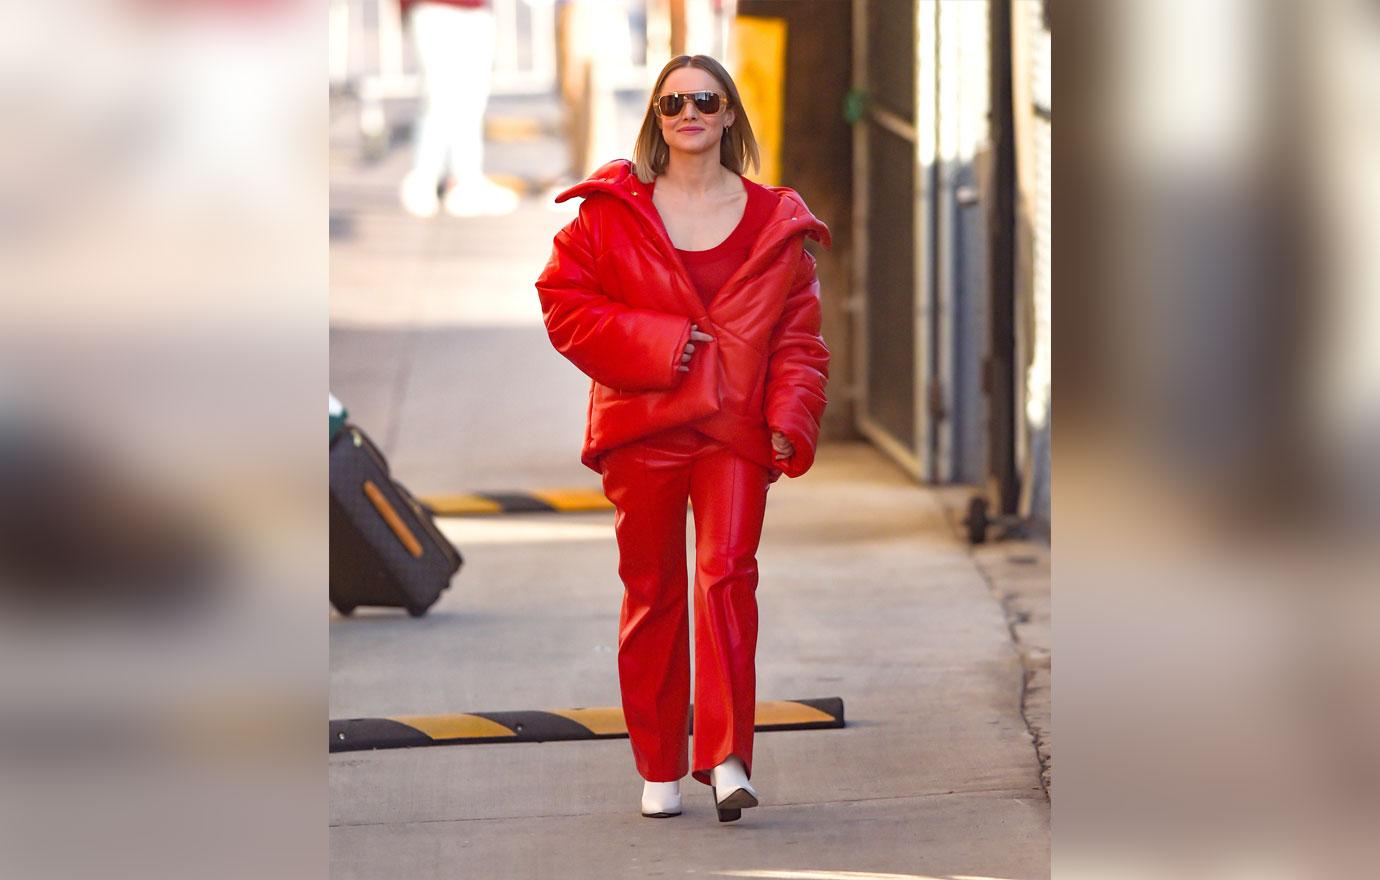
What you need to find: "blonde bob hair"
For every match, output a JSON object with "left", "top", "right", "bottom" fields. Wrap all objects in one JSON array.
[{"left": 631, "top": 54, "right": 761, "bottom": 185}]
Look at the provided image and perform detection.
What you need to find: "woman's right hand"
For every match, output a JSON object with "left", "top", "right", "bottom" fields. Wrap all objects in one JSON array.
[{"left": 676, "top": 323, "right": 715, "bottom": 372}]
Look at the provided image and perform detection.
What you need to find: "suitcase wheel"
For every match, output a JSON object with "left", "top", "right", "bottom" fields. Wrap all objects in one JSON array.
[
  {"left": 332, "top": 602, "right": 357, "bottom": 617},
  {"left": 406, "top": 603, "right": 429, "bottom": 618}
]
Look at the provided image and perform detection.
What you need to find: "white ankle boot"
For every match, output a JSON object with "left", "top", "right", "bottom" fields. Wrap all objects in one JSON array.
[
  {"left": 710, "top": 756, "right": 759, "bottom": 823},
  {"left": 640, "top": 779, "right": 682, "bottom": 818},
  {"left": 398, "top": 171, "right": 440, "bottom": 218}
]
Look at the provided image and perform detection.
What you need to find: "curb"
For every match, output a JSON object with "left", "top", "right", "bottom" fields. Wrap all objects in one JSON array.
[
  {"left": 330, "top": 697, "right": 845, "bottom": 753},
  {"left": 421, "top": 489, "right": 614, "bottom": 516}
]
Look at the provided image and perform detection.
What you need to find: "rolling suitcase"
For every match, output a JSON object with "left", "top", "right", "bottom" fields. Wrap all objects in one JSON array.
[{"left": 329, "top": 423, "right": 462, "bottom": 617}]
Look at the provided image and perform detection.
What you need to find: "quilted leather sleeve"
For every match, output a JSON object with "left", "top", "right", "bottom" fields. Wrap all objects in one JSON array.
[
  {"left": 535, "top": 201, "right": 693, "bottom": 391},
  {"left": 764, "top": 246, "right": 830, "bottom": 477}
]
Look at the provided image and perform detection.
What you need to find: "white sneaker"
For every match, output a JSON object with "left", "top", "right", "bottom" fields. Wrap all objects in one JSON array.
[
  {"left": 443, "top": 176, "right": 520, "bottom": 217},
  {"left": 640, "top": 779, "right": 682, "bottom": 818},
  {"left": 710, "top": 756, "right": 759, "bottom": 823},
  {"left": 398, "top": 171, "right": 440, "bottom": 218}
]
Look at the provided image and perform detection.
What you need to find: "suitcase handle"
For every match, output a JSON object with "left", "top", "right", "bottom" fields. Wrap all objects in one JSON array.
[{"left": 362, "top": 480, "right": 423, "bottom": 559}]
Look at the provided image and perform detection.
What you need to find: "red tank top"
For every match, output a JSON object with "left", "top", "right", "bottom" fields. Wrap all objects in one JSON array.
[{"left": 649, "top": 174, "right": 776, "bottom": 310}]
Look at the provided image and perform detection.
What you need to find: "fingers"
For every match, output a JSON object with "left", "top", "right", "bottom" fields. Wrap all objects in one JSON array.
[
  {"left": 771, "top": 431, "right": 795, "bottom": 460},
  {"left": 675, "top": 324, "right": 715, "bottom": 375}
]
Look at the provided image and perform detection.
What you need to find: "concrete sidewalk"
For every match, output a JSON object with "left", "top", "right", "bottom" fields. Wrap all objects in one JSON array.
[{"left": 329, "top": 94, "right": 1049, "bottom": 879}]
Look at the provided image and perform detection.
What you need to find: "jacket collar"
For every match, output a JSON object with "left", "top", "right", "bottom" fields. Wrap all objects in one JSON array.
[{"left": 554, "top": 159, "right": 831, "bottom": 319}]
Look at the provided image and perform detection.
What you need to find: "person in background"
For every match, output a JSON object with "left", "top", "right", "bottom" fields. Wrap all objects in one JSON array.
[{"left": 398, "top": 0, "right": 519, "bottom": 218}]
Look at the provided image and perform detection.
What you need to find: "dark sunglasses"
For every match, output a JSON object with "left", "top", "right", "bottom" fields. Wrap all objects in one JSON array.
[{"left": 654, "top": 90, "right": 730, "bottom": 117}]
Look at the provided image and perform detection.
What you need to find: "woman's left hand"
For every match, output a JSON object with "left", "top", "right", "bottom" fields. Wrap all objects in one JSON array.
[{"left": 771, "top": 430, "right": 794, "bottom": 461}]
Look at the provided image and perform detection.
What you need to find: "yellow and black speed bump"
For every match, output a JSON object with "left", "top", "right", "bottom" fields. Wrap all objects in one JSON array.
[
  {"left": 420, "top": 489, "right": 614, "bottom": 517},
  {"left": 329, "top": 697, "right": 844, "bottom": 753}
]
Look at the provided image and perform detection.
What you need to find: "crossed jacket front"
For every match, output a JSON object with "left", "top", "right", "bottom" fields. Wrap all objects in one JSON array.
[{"left": 534, "top": 157, "right": 831, "bottom": 483}]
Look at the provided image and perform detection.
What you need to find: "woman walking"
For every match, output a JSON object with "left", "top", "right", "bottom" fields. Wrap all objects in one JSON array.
[{"left": 534, "top": 54, "right": 830, "bottom": 823}]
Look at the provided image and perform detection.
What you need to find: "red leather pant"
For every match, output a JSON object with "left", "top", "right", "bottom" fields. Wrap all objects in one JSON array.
[{"left": 599, "top": 425, "right": 771, "bottom": 787}]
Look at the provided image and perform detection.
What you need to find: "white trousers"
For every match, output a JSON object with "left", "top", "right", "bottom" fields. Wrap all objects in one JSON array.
[{"left": 407, "top": 3, "right": 497, "bottom": 188}]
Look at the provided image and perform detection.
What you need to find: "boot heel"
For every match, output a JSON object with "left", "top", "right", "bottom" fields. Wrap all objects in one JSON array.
[
  {"left": 712, "top": 784, "right": 756, "bottom": 822},
  {"left": 711, "top": 785, "right": 741, "bottom": 822}
]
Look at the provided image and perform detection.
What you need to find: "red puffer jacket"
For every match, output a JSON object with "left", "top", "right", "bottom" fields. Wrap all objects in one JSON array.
[{"left": 534, "top": 158, "right": 831, "bottom": 483}]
